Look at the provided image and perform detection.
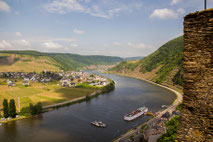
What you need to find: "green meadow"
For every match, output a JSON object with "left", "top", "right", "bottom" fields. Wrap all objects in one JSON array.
[{"left": 0, "top": 81, "right": 98, "bottom": 109}]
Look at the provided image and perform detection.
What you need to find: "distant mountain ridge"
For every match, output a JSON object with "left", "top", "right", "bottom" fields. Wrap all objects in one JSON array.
[
  {"left": 124, "top": 56, "right": 144, "bottom": 61},
  {"left": 47, "top": 53, "right": 124, "bottom": 71},
  {"left": 0, "top": 50, "right": 124, "bottom": 72},
  {"left": 109, "top": 36, "right": 184, "bottom": 90}
]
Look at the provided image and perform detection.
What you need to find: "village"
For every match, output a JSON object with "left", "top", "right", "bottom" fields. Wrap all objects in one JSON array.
[
  {"left": 117, "top": 108, "right": 181, "bottom": 142},
  {"left": 0, "top": 70, "right": 109, "bottom": 88},
  {"left": 0, "top": 70, "right": 112, "bottom": 124}
]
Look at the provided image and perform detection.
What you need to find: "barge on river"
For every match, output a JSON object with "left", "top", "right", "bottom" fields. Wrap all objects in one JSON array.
[
  {"left": 124, "top": 106, "right": 148, "bottom": 121},
  {"left": 91, "top": 121, "right": 106, "bottom": 128}
]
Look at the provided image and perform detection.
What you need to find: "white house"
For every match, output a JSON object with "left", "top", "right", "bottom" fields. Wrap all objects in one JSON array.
[
  {"left": 22, "top": 80, "right": 29, "bottom": 86},
  {"left": 69, "top": 82, "right": 76, "bottom": 87}
]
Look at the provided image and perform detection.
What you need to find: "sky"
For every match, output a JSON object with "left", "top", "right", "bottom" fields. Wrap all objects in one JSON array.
[{"left": 0, "top": 0, "right": 212, "bottom": 57}]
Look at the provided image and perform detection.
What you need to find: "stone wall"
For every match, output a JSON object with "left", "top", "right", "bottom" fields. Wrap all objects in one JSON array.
[{"left": 177, "top": 9, "right": 213, "bottom": 141}]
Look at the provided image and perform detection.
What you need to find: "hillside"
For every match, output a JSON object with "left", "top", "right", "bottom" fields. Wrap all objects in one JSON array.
[
  {"left": 0, "top": 50, "right": 124, "bottom": 72},
  {"left": 109, "top": 36, "right": 184, "bottom": 91},
  {"left": 0, "top": 52, "right": 61, "bottom": 72},
  {"left": 47, "top": 53, "right": 124, "bottom": 70}
]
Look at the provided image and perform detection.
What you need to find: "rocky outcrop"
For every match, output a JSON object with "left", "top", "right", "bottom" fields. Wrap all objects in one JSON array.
[{"left": 177, "top": 9, "right": 213, "bottom": 141}]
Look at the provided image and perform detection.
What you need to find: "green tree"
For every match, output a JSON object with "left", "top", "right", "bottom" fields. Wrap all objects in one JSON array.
[
  {"left": 157, "top": 115, "right": 180, "bottom": 142},
  {"left": 29, "top": 103, "right": 35, "bottom": 115},
  {"left": 35, "top": 102, "right": 42, "bottom": 114},
  {"left": 20, "top": 107, "right": 30, "bottom": 115},
  {"left": 9, "top": 99, "right": 16, "bottom": 118},
  {"left": 85, "top": 95, "right": 90, "bottom": 101},
  {"left": 3, "top": 99, "right": 9, "bottom": 118},
  {"left": 70, "top": 76, "right": 74, "bottom": 81}
]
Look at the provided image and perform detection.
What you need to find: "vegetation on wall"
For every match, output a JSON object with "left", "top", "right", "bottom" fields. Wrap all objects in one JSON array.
[{"left": 157, "top": 115, "right": 180, "bottom": 142}]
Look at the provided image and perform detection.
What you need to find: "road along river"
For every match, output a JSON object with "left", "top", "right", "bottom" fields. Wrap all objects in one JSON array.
[{"left": 0, "top": 73, "right": 176, "bottom": 142}]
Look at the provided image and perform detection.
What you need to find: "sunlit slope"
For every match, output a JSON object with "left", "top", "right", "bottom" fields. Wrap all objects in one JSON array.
[
  {"left": 109, "top": 36, "right": 184, "bottom": 88},
  {"left": 0, "top": 52, "right": 60, "bottom": 72},
  {"left": 0, "top": 50, "right": 124, "bottom": 72}
]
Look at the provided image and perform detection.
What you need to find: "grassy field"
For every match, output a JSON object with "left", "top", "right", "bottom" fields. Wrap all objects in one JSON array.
[{"left": 0, "top": 80, "right": 98, "bottom": 109}]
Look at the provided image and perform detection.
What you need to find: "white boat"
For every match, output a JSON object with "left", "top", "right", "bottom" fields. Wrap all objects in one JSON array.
[
  {"left": 162, "top": 105, "right": 168, "bottom": 108},
  {"left": 124, "top": 106, "right": 148, "bottom": 121},
  {"left": 91, "top": 121, "right": 106, "bottom": 128}
]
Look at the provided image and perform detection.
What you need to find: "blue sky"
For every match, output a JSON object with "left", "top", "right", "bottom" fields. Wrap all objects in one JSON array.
[{"left": 0, "top": 0, "right": 212, "bottom": 57}]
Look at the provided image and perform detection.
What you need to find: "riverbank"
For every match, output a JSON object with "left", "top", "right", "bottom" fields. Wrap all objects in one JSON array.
[
  {"left": 0, "top": 116, "right": 27, "bottom": 124},
  {"left": 108, "top": 73, "right": 183, "bottom": 142},
  {"left": 0, "top": 72, "right": 178, "bottom": 142},
  {"left": 0, "top": 80, "right": 115, "bottom": 124}
]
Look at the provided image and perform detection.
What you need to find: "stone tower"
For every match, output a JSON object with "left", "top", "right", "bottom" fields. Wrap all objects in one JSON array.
[{"left": 177, "top": 9, "right": 213, "bottom": 141}]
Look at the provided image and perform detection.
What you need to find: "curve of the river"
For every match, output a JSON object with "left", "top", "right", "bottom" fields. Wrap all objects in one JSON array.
[{"left": 0, "top": 73, "right": 176, "bottom": 142}]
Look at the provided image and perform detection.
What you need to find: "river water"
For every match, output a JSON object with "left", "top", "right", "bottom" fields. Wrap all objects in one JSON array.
[{"left": 0, "top": 73, "right": 176, "bottom": 142}]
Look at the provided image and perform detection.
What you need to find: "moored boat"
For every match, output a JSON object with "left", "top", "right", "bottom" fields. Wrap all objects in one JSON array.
[
  {"left": 124, "top": 106, "right": 148, "bottom": 121},
  {"left": 91, "top": 121, "right": 106, "bottom": 128}
]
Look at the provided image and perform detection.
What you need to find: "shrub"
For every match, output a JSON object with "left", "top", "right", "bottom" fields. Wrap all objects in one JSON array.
[
  {"left": 157, "top": 115, "right": 180, "bottom": 142},
  {"left": 29, "top": 102, "right": 43, "bottom": 115}
]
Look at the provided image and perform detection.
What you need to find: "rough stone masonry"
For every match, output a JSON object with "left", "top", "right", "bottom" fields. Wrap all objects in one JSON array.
[{"left": 177, "top": 9, "right": 213, "bottom": 142}]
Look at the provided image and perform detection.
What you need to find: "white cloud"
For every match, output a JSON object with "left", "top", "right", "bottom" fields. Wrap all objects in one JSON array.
[
  {"left": 0, "top": 40, "right": 12, "bottom": 48},
  {"left": 177, "top": 8, "right": 185, "bottom": 15},
  {"left": 127, "top": 42, "right": 133, "bottom": 46},
  {"left": 150, "top": 8, "right": 184, "bottom": 20},
  {"left": 0, "top": 1, "right": 10, "bottom": 13},
  {"left": 108, "top": 8, "right": 122, "bottom": 17},
  {"left": 135, "top": 43, "right": 146, "bottom": 49},
  {"left": 45, "top": 37, "right": 76, "bottom": 42},
  {"left": 70, "top": 43, "right": 78, "bottom": 47},
  {"left": 14, "top": 11, "right": 20, "bottom": 15},
  {"left": 171, "top": 0, "right": 182, "bottom": 5},
  {"left": 113, "top": 42, "right": 121, "bottom": 46},
  {"left": 42, "top": 42, "right": 63, "bottom": 49},
  {"left": 84, "top": 0, "right": 90, "bottom": 3},
  {"left": 27, "top": 37, "right": 77, "bottom": 43},
  {"left": 16, "top": 32, "right": 22, "bottom": 37},
  {"left": 128, "top": 42, "right": 147, "bottom": 49},
  {"left": 15, "top": 39, "right": 31, "bottom": 46},
  {"left": 44, "top": 0, "right": 142, "bottom": 19},
  {"left": 73, "top": 29, "right": 85, "bottom": 35},
  {"left": 44, "top": 0, "right": 85, "bottom": 14}
]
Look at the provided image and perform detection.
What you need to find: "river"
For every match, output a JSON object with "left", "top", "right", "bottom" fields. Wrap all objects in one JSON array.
[{"left": 0, "top": 73, "right": 176, "bottom": 142}]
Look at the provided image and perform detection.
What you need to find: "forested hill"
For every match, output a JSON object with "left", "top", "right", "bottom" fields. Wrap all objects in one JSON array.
[
  {"left": 0, "top": 50, "right": 124, "bottom": 72},
  {"left": 109, "top": 36, "right": 184, "bottom": 89},
  {"left": 47, "top": 53, "right": 124, "bottom": 70}
]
